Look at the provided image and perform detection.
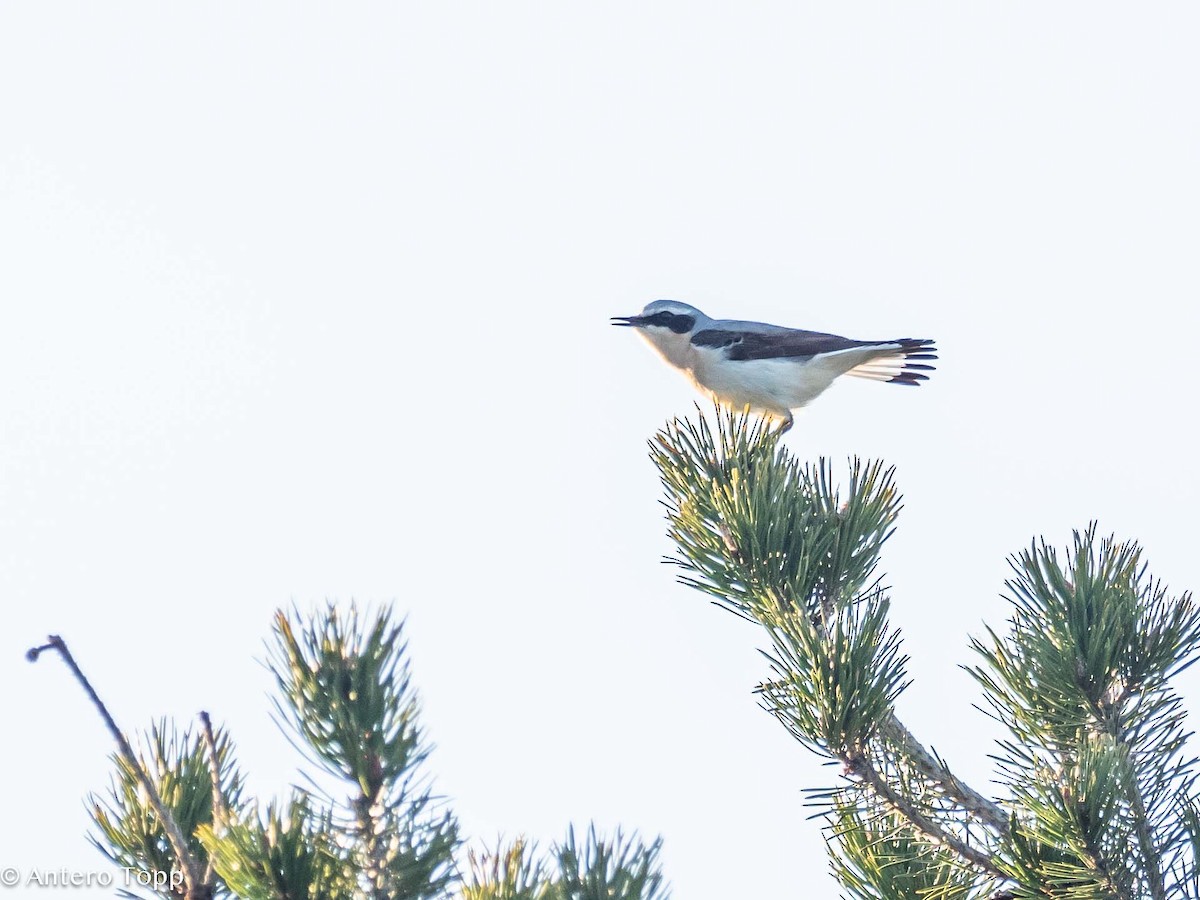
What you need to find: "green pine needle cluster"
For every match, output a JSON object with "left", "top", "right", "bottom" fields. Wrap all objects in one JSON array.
[
  {"left": 75, "top": 606, "right": 669, "bottom": 900},
  {"left": 651, "top": 409, "right": 897, "bottom": 622},
  {"left": 972, "top": 531, "right": 1200, "bottom": 898},
  {"left": 760, "top": 591, "right": 909, "bottom": 757},
  {"left": 553, "top": 826, "right": 668, "bottom": 900},
  {"left": 90, "top": 721, "right": 243, "bottom": 898},
  {"left": 829, "top": 792, "right": 978, "bottom": 900},
  {"left": 267, "top": 606, "right": 458, "bottom": 899},
  {"left": 198, "top": 795, "right": 350, "bottom": 900},
  {"left": 463, "top": 838, "right": 549, "bottom": 900},
  {"left": 461, "top": 828, "right": 668, "bottom": 900}
]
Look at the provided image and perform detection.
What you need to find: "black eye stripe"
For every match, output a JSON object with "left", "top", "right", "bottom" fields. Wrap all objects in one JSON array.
[{"left": 647, "top": 312, "right": 695, "bottom": 333}]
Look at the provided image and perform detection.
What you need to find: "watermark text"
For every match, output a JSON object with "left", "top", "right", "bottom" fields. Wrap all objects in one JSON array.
[{"left": 0, "top": 865, "right": 185, "bottom": 891}]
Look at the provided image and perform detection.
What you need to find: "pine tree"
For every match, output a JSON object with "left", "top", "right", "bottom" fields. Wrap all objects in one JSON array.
[
  {"left": 31, "top": 406, "right": 1200, "bottom": 898},
  {"left": 28, "top": 606, "right": 668, "bottom": 900},
  {"left": 649, "top": 406, "right": 1200, "bottom": 899}
]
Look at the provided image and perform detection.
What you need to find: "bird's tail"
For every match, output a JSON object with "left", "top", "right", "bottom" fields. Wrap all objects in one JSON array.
[{"left": 844, "top": 339, "right": 937, "bottom": 386}]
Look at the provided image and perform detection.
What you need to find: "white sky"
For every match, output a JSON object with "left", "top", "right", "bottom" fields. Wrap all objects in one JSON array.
[{"left": 2, "top": 3, "right": 1199, "bottom": 898}]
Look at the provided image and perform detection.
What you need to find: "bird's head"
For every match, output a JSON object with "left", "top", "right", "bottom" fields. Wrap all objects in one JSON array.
[
  {"left": 609, "top": 301, "right": 700, "bottom": 336},
  {"left": 611, "top": 300, "right": 706, "bottom": 366}
]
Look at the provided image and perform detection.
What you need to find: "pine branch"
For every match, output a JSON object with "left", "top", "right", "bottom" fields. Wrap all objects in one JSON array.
[
  {"left": 463, "top": 837, "right": 550, "bottom": 900},
  {"left": 197, "top": 712, "right": 229, "bottom": 829},
  {"left": 973, "top": 529, "right": 1200, "bottom": 897},
  {"left": 197, "top": 711, "right": 227, "bottom": 888},
  {"left": 354, "top": 775, "right": 391, "bottom": 900},
  {"left": 269, "top": 605, "right": 460, "bottom": 898},
  {"left": 843, "top": 750, "right": 1005, "bottom": 879},
  {"left": 652, "top": 408, "right": 1010, "bottom": 880},
  {"left": 1092, "top": 694, "right": 1168, "bottom": 900},
  {"left": 1128, "top": 787, "right": 1166, "bottom": 900},
  {"left": 878, "top": 716, "right": 1009, "bottom": 835},
  {"left": 762, "top": 578, "right": 1007, "bottom": 840},
  {"left": 199, "top": 793, "right": 351, "bottom": 900},
  {"left": 553, "top": 826, "right": 670, "bottom": 900},
  {"left": 28, "top": 636, "right": 211, "bottom": 900},
  {"left": 827, "top": 792, "right": 984, "bottom": 900}
]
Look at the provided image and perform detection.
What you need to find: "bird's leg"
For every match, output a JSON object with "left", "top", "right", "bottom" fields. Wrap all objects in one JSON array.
[{"left": 776, "top": 412, "right": 794, "bottom": 434}]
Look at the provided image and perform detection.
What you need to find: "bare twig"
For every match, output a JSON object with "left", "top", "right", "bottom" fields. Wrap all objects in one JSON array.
[
  {"left": 29, "top": 636, "right": 211, "bottom": 900},
  {"left": 197, "top": 711, "right": 228, "bottom": 827},
  {"left": 198, "top": 711, "right": 228, "bottom": 885}
]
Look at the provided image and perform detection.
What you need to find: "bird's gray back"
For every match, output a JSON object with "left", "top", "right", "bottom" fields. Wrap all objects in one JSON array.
[
  {"left": 705, "top": 317, "right": 847, "bottom": 337},
  {"left": 691, "top": 319, "right": 874, "bottom": 362}
]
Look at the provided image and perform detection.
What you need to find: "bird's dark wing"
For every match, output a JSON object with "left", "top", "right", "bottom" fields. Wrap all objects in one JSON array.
[{"left": 690, "top": 327, "right": 870, "bottom": 361}]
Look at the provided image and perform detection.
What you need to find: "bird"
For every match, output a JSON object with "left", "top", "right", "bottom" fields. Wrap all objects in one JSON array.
[{"left": 611, "top": 300, "right": 937, "bottom": 432}]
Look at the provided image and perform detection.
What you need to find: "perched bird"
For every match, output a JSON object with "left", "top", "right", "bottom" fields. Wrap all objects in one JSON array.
[{"left": 612, "top": 300, "right": 936, "bottom": 431}]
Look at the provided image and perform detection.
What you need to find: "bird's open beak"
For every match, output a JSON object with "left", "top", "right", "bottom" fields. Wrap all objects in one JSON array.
[{"left": 610, "top": 315, "right": 644, "bottom": 327}]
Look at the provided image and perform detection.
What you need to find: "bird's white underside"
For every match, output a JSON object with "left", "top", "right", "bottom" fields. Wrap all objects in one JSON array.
[{"left": 638, "top": 328, "right": 909, "bottom": 417}]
